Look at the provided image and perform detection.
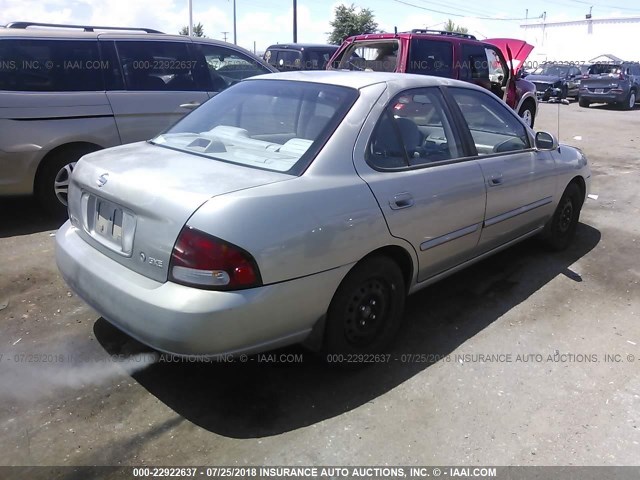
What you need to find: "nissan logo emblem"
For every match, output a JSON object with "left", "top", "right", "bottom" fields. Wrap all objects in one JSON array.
[{"left": 97, "top": 173, "right": 109, "bottom": 187}]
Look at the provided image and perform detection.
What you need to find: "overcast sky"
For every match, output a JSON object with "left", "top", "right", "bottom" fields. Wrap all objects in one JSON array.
[{"left": 2, "top": 0, "right": 640, "bottom": 54}]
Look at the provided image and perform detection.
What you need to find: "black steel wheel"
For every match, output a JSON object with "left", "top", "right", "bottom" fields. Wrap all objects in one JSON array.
[
  {"left": 540, "top": 183, "right": 583, "bottom": 251},
  {"left": 325, "top": 256, "right": 405, "bottom": 357}
]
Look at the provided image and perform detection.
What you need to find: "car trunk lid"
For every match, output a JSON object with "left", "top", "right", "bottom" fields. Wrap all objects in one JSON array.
[{"left": 67, "top": 141, "right": 292, "bottom": 283}]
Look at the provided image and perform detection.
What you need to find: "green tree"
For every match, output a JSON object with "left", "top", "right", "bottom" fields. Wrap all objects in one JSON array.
[
  {"left": 443, "top": 19, "right": 468, "bottom": 34},
  {"left": 328, "top": 4, "right": 378, "bottom": 45},
  {"left": 179, "top": 22, "right": 206, "bottom": 37}
]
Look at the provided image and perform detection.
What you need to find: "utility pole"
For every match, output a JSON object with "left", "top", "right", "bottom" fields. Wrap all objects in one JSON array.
[
  {"left": 188, "top": 0, "right": 193, "bottom": 35},
  {"left": 233, "top": 0, "right": 237, "bottom": 44},
  {"left": 222, "top": 31, "right": 229, "bottom": 42},
  {"left": 293, "top": 0, "right": 297, "bottom": 43}
]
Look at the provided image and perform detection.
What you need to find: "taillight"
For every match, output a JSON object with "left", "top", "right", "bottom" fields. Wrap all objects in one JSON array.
[
  {"left": 169, "top": 226, "right": 261, "bottom": 290},
  {"left": 619, "top": 72, "right": 626, "bottom": 80}
]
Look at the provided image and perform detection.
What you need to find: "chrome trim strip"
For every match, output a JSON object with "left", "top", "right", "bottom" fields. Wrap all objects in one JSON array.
[
  {"left": 420, "top": 223, "right": 481, "bottom": 251},
  {"left": 484, "top": 196, "right": 553, "bottom": 228}
]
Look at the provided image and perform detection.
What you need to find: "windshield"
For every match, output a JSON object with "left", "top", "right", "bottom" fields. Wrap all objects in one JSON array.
[
  {"left": 152, "top": 80, "right": 359, "bottom": 175},
  {"left": 533, "top": 64, "right": 570, "bottom": 76}
]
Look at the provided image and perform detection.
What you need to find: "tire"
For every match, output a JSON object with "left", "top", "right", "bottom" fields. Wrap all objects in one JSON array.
[
  {"left": 578, "top": 97, "right": 590, "bottom": 108},
  {"left": 35, "top": 145, "right": 98, "bottom": 217},
  {"left": 540, "top": 183, "right": 583, "bottom": 251},
  {"left": 623, "top": 90, "right": 636, "bottom": 111},
  {"left": 324, "top": 256, "right": 405, "bottom": 358},
  {"left": 518, "top": 102, "right": 535, "bottom": 128}
]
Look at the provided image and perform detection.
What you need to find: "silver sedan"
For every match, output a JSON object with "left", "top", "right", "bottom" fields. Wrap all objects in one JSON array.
[{"left": 56, "top": 71, "right": 591, "bottom": 358}]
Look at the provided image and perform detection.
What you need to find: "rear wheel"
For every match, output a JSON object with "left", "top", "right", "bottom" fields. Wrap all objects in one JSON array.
[
  {"left": 578, "top": 97, "right": 590, "bottom": 108},
  {"left": 518, "top": 102, "right": 535, "bottom": 128},
  {"left": 324, "top": 256, "right": 405, "bottom": 359},
  {"left": 623, "top": 90, "right": 636, "bottom": 110},
  {"left": 35, "top": 145, "right": 99, "bottom": 217},
  {"left": 540, "top": 183, "right": 583, "bottom": 251}
]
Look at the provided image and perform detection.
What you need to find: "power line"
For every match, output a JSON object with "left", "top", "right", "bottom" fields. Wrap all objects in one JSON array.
[
  {"left": 564, "top": 0, "right": 640, "bottom": 13},
  {"left": 409, "top": 0, "right": 492, "bottom": 18},
  {"left": 392, "top": 0, "right": 541, "bottom": 21}
]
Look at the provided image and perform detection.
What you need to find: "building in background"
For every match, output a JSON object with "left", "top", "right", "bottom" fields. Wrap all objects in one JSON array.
[{"left": 520, "top": 16, "right": 640, "bottom": 66}]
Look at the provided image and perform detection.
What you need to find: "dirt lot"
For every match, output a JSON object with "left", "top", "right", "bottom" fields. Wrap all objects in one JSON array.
[{"left": 1, "top": 101, "right": 639, "bottom": 468}]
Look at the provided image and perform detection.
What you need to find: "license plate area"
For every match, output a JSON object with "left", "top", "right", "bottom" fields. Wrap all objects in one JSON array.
[{"left": 81, "top": 193, "right": 136, "bottom": 256}]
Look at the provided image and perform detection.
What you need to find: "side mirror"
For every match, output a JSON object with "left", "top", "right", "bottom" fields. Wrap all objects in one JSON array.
[{"left": 535, "top": 131, "right": 559, "bottom": 150}]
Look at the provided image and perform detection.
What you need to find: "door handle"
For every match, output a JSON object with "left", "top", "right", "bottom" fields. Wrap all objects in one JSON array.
[
  {"left": 489, "top": 174, "right": 503, "bottom": 186},
  {"left": 389, "top": 193, "right": 414, "bottom": 210},
  {"left": 179, "top": 102, "right": 201, "bottom": 110}
]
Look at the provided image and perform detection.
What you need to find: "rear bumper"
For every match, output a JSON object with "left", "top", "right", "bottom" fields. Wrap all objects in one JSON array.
[
  {"left": 579, "top": 90, "right": 627, "bottom": 104},
  {"left": 56, "top": 221, "right": 350, "bottom": 356}
]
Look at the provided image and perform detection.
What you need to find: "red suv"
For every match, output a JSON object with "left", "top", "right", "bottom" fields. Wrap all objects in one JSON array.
[{"left": 328, "top": 30, "right": 538, "bottom": 127}]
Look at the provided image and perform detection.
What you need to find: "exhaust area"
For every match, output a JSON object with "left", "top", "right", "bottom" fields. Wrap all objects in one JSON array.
[{"left": 0, "top": 348, "right": 158, "bottom": 402}]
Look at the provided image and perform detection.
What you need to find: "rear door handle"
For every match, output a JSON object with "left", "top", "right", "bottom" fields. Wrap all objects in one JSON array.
[
  {"left": 179, "top": 102, "right": 201, "bottom": 110},
  {"left": 389, "top": 192, "right": 414, "bottom": 210},
  {"left": 489, "top": 174, "right": 504, "bottom": 186}
]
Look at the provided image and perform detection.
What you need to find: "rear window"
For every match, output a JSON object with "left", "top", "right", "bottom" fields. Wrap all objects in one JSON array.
[
  {"left": 116, "top": 40, "right": 198, "bottom": 91},
  {"left": 0, "top": 39, "right": 104, "bottom": 91},
  {"left": 335, "top": 40, "right": 399, "bottom": 72},
  {"left": 407, "top": 38, "right": 453, "bottom": 77},
  {"left": 152, "top": 80, "right": 359, "bottom": 175},
  {"left": 587, "top": 64, "right": 621, "bottom": 75}
]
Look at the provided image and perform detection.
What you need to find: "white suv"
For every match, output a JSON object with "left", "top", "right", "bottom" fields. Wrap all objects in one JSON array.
[{"left": 0, "top": 22, "right": 275, "bottom": 215}]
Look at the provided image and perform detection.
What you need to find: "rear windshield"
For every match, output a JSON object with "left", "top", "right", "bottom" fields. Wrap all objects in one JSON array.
[
  {"left": 587, "top": 64, "right": 621, "bottom": 75},
  {"left": 152, "top": 79, "right": 359, "bottom": 175},
  {"left": 334, "top": 40, "right": 400, "bottom": 72}
]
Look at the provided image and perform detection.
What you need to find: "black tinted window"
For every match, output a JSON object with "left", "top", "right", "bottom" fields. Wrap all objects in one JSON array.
[
  {"left": 407, "top": 39, "right": 453, "bottom": 77},
  {"left": 276, "top": 50, "right": 303, "bottom": 70},
  {"left": 116, "top": 41, "right": 198, "bottom": 91},
  {"left": 0, "top": 39, "right": 104, "bottom": 91},
  {"left": 460, "top": 44, "right": 489, "bottom": 80}
]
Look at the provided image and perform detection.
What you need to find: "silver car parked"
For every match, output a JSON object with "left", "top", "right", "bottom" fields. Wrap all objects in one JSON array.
[{"left": 56, "top": 71, "right": 591, "bottom": 358}]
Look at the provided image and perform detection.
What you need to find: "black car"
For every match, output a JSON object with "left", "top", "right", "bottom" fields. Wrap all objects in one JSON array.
[
  {"left": 264, "top": 43, "right": 338, "bottom": 71},
  {"left": 527, "top": 63, "right": 583, "bottom": 101}
]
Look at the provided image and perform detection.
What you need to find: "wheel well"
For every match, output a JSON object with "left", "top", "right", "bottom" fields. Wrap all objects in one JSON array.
[
  {"left": 363, "top": 245, "right": 414, "bottom": 293},
  {"left": 568, "top": 176, "right": 586, "bottom": 207},
  {"left": 521, "top": 97, "right": 536, "bottom": 114},
  {"left": 34, "top": 141, "right": 102, "bottom": 189}
]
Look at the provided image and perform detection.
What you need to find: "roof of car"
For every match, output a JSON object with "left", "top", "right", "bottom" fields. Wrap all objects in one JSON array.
[
  {"left": 343, "top": 31, "right": 481, "bottom": 43},
  {"left": 266, "top": 43, "right": 338, "bottom": 50},
  {"left": 248, "top": 70, "right": 479, "bottom": 91},
  {"left": 0, "top": 27, "right": 240, "bottom": 46}
]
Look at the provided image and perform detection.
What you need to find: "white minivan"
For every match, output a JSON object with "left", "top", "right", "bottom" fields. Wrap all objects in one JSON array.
[{"left": 0, "top": 22, "right": 275, "bottom": 215}]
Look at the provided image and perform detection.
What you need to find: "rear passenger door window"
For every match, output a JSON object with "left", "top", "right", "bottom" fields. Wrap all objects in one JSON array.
[
  {"left": 368, "top": 87, "right": 463, "bottom": 169},
  {"left": 116, "top": 40, "right": 198, "bottom": 91},
  {"left": 448, "top": 87, "right": 530, "bottom": 155},
  {"left": 460, "top": 44, "right": 489, "bottom": 81},
  {"left": 407, "top": 39, "right": 453, "bottom": 77},
  {"left": 0, "top": 39, "right": 103, "bottom": 91}
]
